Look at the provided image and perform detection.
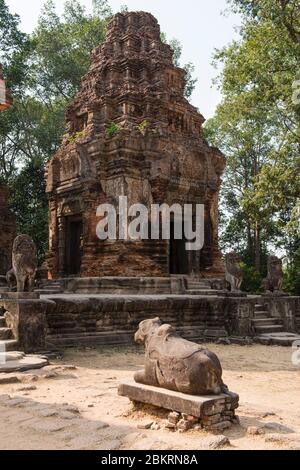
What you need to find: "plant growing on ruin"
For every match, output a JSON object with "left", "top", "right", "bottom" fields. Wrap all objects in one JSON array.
[
  {"left": 106, "top": 122, "right": 120, "bottom": 138},
  {"left": 137, "top": 120, "right": 148, "bottom": 136},
  {"left": 67, "top": 130, "right": 85, "bottom": 144}
]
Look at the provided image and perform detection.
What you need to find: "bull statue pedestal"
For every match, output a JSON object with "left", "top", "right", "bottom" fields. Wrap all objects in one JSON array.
[{"left": 118, "top": 317, "right": 239, "bottom": 432}]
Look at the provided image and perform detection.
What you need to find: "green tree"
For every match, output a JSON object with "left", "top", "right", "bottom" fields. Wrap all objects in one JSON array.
[
  {"left": 0, "top": 0, "right": 111, "bottom": 261},
  {"left": 205, "top": 0, "right": 300, "bottom": 292},
  {"left": 161, "top": 33, "right": 197, "bottom": 99},
  {"left": 10, "top": 159, "right": 48, "bottom": 263}
]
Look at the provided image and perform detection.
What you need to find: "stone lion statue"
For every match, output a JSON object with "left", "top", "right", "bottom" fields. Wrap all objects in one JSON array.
[
  {"left": 6, "top": 268, "right": 16, "bottom": 290},
  {"left": 7, "top": 235, "right": 37, "bottom": 292},
  {"left": 134, "top": 317, "right": 227, "bottom": 396},
  {"left": 262, "top": 255, "right": 284, "bottom": 293},
  {"left": 225, "top": 252, "right": 243, "bottom": 292}
]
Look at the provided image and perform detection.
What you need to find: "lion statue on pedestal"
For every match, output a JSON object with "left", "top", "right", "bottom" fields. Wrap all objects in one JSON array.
[
  {"left": 225, "top": 252, "right": 243, "bottom": 292},
  {"left": 262, "top": 255, "right": 284, "bottom": 293},
  {"left": 6, "top": 235, "right": 37, "bottom": 292},
  {"left": 134, "top": 317, "right": 227, "bottom": 396}
]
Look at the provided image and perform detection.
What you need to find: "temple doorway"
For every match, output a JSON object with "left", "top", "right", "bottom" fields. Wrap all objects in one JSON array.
[
  {"left": 169, "top": 221, "right": 189, "bottom": 274},
  {"left": 65, "top": 216, "right": 83, "bottom": 275}
]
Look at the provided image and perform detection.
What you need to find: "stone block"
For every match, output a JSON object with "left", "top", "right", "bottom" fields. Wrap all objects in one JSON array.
[
  {"left": 118, "top": 380, "right": 239, "bottom": 424},
  {"left": 0, "top": 298, "right": 56, "bottom": 353},
  {"left": 2, "top": 292, "right": 40, "bottom": 300},
  {"left": 0, "top": 353, "right": 48, "bottom": 373}
]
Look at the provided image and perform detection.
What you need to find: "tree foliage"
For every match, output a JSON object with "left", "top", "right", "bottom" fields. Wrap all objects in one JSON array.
[
  {"left": 205, "top": 0, "right": 300, "bottom": 292},
  {"left": 161, "top": 33, "right": 197, "bottom": 99}
]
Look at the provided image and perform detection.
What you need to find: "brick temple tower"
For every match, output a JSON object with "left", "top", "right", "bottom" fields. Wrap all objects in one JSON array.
[{"left": 46, "top": 11, "right": 226, "bottom": 279}]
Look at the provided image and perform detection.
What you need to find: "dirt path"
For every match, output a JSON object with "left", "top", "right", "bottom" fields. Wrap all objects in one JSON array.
[{"left": 0, "top": 344, "right": 300, "bottom": 450}]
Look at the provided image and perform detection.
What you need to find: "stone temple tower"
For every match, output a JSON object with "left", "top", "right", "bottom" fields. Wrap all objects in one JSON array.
[{"left": 46, "top": 11, "right": 226, "bottom": 279}]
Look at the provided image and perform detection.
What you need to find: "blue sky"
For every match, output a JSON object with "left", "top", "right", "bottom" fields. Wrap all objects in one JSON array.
[{"left": 6, "top": 0, "right": 241, "bottom": 119}]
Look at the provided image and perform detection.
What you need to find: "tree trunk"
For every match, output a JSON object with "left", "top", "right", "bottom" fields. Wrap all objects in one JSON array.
[{"left": 254, "top": 222, "right": 261, "bottom": 272}]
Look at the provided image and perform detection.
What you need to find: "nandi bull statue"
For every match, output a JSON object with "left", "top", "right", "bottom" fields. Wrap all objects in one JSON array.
[
  {"left": 134, "top": 317, "right": 228, "bottom": 396},
  {"left": 6, "top": 235, "right": 37, "bottom": 292}
]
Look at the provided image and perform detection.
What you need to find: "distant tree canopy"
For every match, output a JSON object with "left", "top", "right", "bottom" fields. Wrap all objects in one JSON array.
[
  {"left": 0, "top": 0, "right": 197, "bottom": 263},
  {"left": 205, "top": 0, "right": 300, "bottom": 293}
]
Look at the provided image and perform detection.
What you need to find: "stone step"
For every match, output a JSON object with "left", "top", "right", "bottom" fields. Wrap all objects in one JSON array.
[
  {"left": 187, "top": 282, "right": 208, "bottom": 285},
  {"left": 0, "top": 327, "right": 13, "bottom": 340},
  {"left": 47, "top": 327, "right": 206, "bottom": 348},
  {"left": 186, "top": 290, "right": 222, "bottom": 296},
  {"left": 252, "top": 318, "right": 280, "bottom": 327},
  {"left": 255, "top": 309, "right": 269, "bottom": 315},
  {"left": 255, "top": 305, "right": 267, "bottom": 312},
  {"left": 35, "top": 289, "right": 63, "bottom": 295},
  {"left": 188, "top": 282, "right": 210, "bottom": 287},
  {"left": 255, "top": 325, "right": 285, "bottom": 334},
  {"left": 0, "top": 339, "right": 19, "bottom": 351},
  {"left": 256, "top": 332, "right": 300, "bottom": 347},
  {"left": 254, "top": 312, "right": 270, "bottom": 319},
  {"left": 47, "top": 331, "right": 136, "bottom": 347}
]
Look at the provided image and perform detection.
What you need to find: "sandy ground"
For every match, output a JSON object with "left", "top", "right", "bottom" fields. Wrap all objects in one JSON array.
[{"left": 0, "top": 344, "right": 300, "bottom": 450}]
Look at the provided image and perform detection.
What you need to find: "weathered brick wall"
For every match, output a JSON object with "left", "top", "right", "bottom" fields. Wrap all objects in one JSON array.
[{"left": 45, "top": 295, "right": 227, "bottom": 346}]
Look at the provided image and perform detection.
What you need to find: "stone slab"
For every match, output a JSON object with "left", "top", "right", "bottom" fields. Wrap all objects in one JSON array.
[
  {"left": 118, "top": 380, "right": 237, "bottom": 418},
  {"left": 0, "top": 352, "right": 48, "bottom": 373},
  {"left": 257, "top": 332, "right": 300, "bottom": 346},
  {"left": 2, "top": 292, "right": 40, "bottom": 300}
]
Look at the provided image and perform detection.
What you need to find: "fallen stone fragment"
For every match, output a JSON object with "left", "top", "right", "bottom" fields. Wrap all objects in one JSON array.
[
  {"left": 265, "top": 433, "right": 300, "bottom": 449},
  {"left": 208, "top": 435, "right": 230, "bottom": 449},
  {"left": 207, "top": 421, "right": 232, "bottom": 432},
  {"left": 164, "top": 421, "right": 176, "bottom": 430},
  {"left": 262, "top": 412, "right": 276, "bottom": 418},
  {"left": 150, "top": 422, "right": 161, "bottom": 430},
  {"left": 62, "top": 365, "right": 77, "bottom": 370},
  {"left": 0, "top": 374, "right": 20, "bottom": 385},
  {"left": 168, "top": 411, "right": 180, "bottom": 424},
  {"left": 16, "top": 385, "right": 37, "bottom": 392},
  {"left": 137, "top": 422, "right": 153, "bottom": 430},
  {"left": 262, "top": 422, "right": 292, "bottom": 434},
  {"left": 177, "top": 419, "right": 192, "bottom": 432},
  {"left": 247, "top": 426, "right": 264, "bottom": 436}
]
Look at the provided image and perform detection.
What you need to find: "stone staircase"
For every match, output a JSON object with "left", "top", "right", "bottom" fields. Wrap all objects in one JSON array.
[
  {"left": 185, "top": 278, "right": 221, "bottom": 296},
  {"left": 35, "top": 280, "right": 64, "bottom": 296},
  {"left": 252, "top": 303, "right": 284, "bottom": 335},
  {"left": 253, "top": 302, "right": 300, "bottom": 346},
  {"left": 0, "top": 312, "right": 18, "bottom": 351}
]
